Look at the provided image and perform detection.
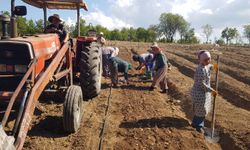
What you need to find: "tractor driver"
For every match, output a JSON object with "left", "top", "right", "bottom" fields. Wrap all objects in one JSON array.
[{"left": 45, "top": 14, "right": 69, "bottom": 45}]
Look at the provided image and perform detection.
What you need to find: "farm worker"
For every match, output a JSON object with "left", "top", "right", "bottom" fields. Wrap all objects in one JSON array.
[
  {"left": 191, "top": 50, "right": 218, "bottom": 133},
  {"left": 132, "top": 52, "right": 154, "bottom": 79},
  {"left": 45, "top": 14, "right": 69, "bottom": 45},
  {"left": 109, "top": 57, "right": 132, "bottom": 87},
  {"left": 149, "top": 42, "right": 171, "bottom": 93},
  {"left": 97, "top": 32, "right": 106, "bottom": 46},
  {"left": 102, "top": 47, "right": 120, "bottom": 77}
]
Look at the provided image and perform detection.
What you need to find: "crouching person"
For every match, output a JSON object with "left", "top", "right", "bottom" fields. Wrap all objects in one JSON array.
[
  {"left": 149, "top": 42, "right": 171, "bottom": 93},
  {"left": 132, "top": 52, "right": 154, "bottom": 79},
  {"left": 110, "top": 57, "right": 132, "bottom": 87},
  {"left": 191, "top": 50, "right": 218, "bottom": 133},
  {"left": 102, "top": 47, "right": 119, "bottom": 77}
]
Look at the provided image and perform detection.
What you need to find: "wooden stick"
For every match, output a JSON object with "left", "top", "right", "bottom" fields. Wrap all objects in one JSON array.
[{"left": 211, "top": 55, "right": 220, "bottom": 138}]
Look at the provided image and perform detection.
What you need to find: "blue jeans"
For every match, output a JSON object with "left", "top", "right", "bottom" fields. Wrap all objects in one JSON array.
[{"left": 192, "top": 116, "right": 205, "bottom": 129}]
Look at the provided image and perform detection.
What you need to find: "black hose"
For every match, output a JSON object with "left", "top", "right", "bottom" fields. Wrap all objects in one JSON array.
[{"left": 13, "top": 89, "right": 29, "bottom": 136}]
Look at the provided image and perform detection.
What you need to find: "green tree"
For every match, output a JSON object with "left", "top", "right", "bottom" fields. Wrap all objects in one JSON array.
[
  {"left": 221, "top": 27, "right": 238, "bottom": 45},
  {"left": 35, "top": 19, "right": 44, "bottom": 33},
  {"left": 127, "top": 27, "right": 137, "bottom": 41},
  {"left": 158, "top": 13, "right": 187, "bottom": 42},
  {"left": 110, "top": 29, "right": 121, "bottom": 40},
  {"left": 72, "top": 18, "right": 86, "bottom": 37},
  {"left": 178, "top": 20, "right": 190, "bottom": 41},
  {"left": 26, "top": 20, "right": 36, "bottom": 34},
  {"left": 243, "top": 25, "right": 250, "bottom": 44},
  {"left": 136, "top": 27, "right": 148, "bottom": 42},
  {"left": 120, "top": 27, "right": 129, "bottom": 41},
  {"left": 16, "top": 16, "right": 28, "bottom": 35},
  {"left": 146, "top": 26, "right": 157, "bottom": 42},
  {"left": 180, "top": 28, "right": 199, "bottom": 44},
  {"left": 202, "top": 24, "right": 213, "bottom": 43},
  {"left": 215, "top": 38, "right": 225, "bottom": 45}
]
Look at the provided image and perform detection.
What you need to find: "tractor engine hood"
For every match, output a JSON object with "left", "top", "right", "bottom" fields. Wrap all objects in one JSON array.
[{"left": 0, "top": 34, "right": 61, "bottom": 91}]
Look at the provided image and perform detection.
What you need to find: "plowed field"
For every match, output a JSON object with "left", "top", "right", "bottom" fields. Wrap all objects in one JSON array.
[{"left": 6, "top": 41, "right": 250, "bottom": 150}]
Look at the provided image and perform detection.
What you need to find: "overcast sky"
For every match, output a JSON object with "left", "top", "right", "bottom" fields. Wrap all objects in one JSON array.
[{"left": 1, "top": 0, "right": 250, "bottom": 42}]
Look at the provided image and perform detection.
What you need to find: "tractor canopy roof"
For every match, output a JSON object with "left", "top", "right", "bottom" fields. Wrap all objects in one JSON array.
[{"left": 22, "top": 0, "right": 88, "bottom": 11}]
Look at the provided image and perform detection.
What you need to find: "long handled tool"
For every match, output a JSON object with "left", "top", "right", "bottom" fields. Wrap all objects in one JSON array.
[{"left": 205, "top": 51, "right": 221, "bottom": 143}]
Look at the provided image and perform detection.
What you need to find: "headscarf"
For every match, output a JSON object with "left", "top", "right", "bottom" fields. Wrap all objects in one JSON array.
[
  {"left": 111, "top": 47, "right": 119, "bottom": 57},
  {"left": 198, "top": 50, "right": 211, "bottom": 63}
]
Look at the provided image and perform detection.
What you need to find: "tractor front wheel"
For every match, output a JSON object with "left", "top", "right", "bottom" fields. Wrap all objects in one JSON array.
[{"left": 63, "top": 85, "right": 83, "bottom": 133}]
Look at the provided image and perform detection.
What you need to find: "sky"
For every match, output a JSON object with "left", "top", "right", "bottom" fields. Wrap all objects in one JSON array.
[{"left": 0, "top": 0, "right": 250, "bottom": 43}]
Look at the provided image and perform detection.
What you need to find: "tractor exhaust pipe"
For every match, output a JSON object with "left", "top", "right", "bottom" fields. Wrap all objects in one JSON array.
[
  {"left": 11, "top": 0, "right": 17, "bottom": 38},
  {"left": 0, "top": 14, "right": 10, "bottom": 39}
]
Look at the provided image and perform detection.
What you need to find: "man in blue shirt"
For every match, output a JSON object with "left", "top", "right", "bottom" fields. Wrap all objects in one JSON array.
[
  {"left": 109, "top": 57, "right": 132, "bottom": 87},
  {"left": 132, "top": 52, "right": 154, "bottom": 79}
]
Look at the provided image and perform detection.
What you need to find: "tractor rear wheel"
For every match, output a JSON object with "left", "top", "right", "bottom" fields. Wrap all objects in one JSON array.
[
  {"left": 63, "top": 85, "right": 83, "bottom": 133},
  {"left": 79, "top": 42, "right": 102, "bottom": 100}
]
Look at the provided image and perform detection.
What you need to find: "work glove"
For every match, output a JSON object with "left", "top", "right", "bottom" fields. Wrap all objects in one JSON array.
[
  {"left": 213, "top": 64, "right": 219, "bottom": 72},
  {"left": 211, "top": 90, "right": 218, "bottom": 97}
]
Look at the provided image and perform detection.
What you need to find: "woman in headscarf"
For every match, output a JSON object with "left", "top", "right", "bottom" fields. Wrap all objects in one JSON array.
[
  {"left": 191, "top": 50, "right": 218, "bottom": 133},
  {"left": 101, "top": 47, "right": 119, "bottom": 77}
]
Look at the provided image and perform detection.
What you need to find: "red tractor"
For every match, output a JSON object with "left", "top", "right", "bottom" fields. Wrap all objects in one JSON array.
[{"left": 0, "top": 0, "right": 102, "bottom": 149}]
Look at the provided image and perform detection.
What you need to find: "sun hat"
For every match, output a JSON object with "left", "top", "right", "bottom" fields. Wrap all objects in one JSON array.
[
  {"left": 150, "top": 42, "right": 159, "bottom": 48},
  {"left": 48, "top": 14, "right": 62, "bottom": 23}
]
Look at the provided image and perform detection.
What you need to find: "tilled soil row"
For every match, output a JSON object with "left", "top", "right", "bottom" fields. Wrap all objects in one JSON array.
[
  {"left": 164, "top": 50, "right": 250, "bottom": 111},
  {"left": 166, "top": 66, "right": 250, "bottom": 150},
  {"left": 166, "top": 49, "right": 250, "bottom": 85},
  {"left": 161, "top": 44, "right": 250, "bottom": 63},
  {"left": 23, "top": 80, "right": 112, "bottom": 150}
]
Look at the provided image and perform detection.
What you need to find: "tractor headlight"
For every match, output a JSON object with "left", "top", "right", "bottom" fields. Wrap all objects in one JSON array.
[
  {"left": 14, "top": 65, "right": 27, "bottom": 73},
  {"left": 0, "top": 64, "right": 7, "bottom": 72}
]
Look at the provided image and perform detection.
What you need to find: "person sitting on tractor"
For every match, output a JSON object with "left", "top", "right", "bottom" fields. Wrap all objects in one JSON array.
[
  {"left": 132, "top": 51, "right": 154, "bottom": 79},
  {"left": 109, "top": 56, "right": 132, "bottom": 87},
  {"left": 45, "top": 14, "right": 69, "bottom": 45},
  {"left": 97, "top": 32, "right": 106, "bottom": 46}
]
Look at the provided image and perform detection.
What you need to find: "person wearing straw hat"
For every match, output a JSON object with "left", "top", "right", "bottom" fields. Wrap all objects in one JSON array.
[
  {"left": 149, "top": 42, "right": 171, "bottom": 93},
  {"left": 191, "top": 50, "right": 218, "bottom": 133},
  {"left": 97, "top": 32, "right": 106, "bottom": 46},
  {"left": 45, "top": 14, "right": 69, "bottom": 44}
]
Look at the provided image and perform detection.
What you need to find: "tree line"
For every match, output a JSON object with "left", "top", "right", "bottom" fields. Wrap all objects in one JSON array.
[{"left": 1, "top": 11, "right": 250, "bottom": 45}]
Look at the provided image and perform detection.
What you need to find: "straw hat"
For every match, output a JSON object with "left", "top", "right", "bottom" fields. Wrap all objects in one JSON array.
[
  {"left": 99, "top": 32, "right": 104, "bottom": 36},
  {"left": 48, "top": 14, "right": 62, "bottom": 23},
  {"left": 150, "top": 42, "right": 159, "bottom": 48}
]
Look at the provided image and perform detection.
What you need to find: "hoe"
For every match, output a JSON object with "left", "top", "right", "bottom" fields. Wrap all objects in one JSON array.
[{"left": 0, "top": 0, "right": 102, "bottom": 149}]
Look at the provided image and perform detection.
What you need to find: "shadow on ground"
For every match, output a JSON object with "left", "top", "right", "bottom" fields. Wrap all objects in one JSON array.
[
  {"left": 28, "top": 115, "right": 69, "bottom": 138},
  {"left": 119, "top": 84, "right": 149, "bottom": 91},
  {"left": 119, "top": 117, "right": 189, "bottom": 129}
]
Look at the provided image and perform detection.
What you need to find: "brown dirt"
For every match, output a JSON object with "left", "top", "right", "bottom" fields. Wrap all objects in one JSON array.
[{"left": 3, "top": 41, "right": 249, "bottom": 150}]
